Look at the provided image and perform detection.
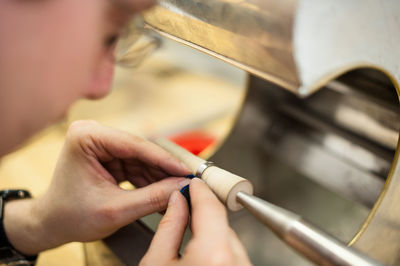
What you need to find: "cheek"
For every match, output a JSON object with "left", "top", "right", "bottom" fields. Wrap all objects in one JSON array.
[
  {"left": 40, "top": 0, "right": 115, "bottom": 103},
  {"left": 44, "top": 1, "right": 106, "bottom": 104},
  {"left": 0, "top": 0, "right": 109, "bottom": 151},
  {"left": 1, "top": 0, "right": 106, "bottom": 115}
]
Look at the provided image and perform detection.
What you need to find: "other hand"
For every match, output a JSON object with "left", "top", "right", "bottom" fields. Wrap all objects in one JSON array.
[{"left": 140, "top": 178, "right": 252, "bottom": 266}]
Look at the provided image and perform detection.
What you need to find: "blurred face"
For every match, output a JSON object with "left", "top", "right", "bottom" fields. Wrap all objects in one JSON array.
[{"left": 0, "top": 0, "right": 154, "bottom": 155}]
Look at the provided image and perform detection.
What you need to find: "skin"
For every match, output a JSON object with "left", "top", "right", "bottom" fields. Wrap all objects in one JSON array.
[
  {"left": 0, "top": 0, "right": 251, "bottom": 263},
  {"left": 141, "top": 178, "right": 252, "bottom": 266},
  {"left": 0, "top": 0, "right": 144, "bottom": 155}
]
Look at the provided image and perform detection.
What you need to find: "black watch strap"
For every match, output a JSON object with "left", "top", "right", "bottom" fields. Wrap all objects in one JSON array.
[{"left": 0, "top": 190, "right": 37, "bottom": 265}]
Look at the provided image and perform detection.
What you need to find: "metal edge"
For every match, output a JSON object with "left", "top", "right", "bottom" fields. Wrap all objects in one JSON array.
[
  {"left": 198, "top": 74, "right": 251, "bottom": 160},
  {"left": 348, "top": 66, "right": 400, "bottom": 246},
  {"left": 145, "top": 24, "right": 300, "bottom": 93}
]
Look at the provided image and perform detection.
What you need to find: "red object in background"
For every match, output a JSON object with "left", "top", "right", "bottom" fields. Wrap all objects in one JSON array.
[{"left": 169, "top": 131, "right": 216, "bottom": 155}]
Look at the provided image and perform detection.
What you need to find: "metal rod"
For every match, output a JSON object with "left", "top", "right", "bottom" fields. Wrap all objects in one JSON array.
[{"left": 236, "top": 192, "right": 383, "bottom": 266}]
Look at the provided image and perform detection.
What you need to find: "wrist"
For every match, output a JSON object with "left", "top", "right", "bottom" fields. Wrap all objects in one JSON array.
[{"left": 3, "top": 197, "right": 58, "bottom": 255}]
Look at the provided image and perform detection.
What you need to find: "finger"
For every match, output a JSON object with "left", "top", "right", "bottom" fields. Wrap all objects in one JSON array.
[
  {"left": 189, "top": 178, "right": 229, "bottom": 237},
  {"left": 68, "top": 121, "right": 190, "bottom": 177},
  {"left": 102, "top": 159, "right": 125, "bottom": 183},
  {"left": 122, "top": 164, "right": 159, "bottom": 184},
  {"left": 144, "top": 191, "right": 189, "bottom": 263},
  {"left": 130, "top": 140, "right": 191, "bottom": 177},
  {"left": 228, "top": 229, "right": 252, "bottom": 265},
  {"left": 112, "top": 177, "right": 189, "bottom": 225},
  {"left": 146, "top": 167, "right": 170, "bottom": 181},
  {"left": 127, "top": 176, "right": 150, "bottom": 188}
]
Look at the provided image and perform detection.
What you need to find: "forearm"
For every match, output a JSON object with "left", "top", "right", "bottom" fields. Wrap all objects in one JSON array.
[{"left": 3, "top": 198, "right": 58, "bottom": 255}]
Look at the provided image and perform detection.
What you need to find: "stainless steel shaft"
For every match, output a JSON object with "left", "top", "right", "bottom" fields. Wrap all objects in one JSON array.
[{"left": 236, "top": 192, "right": 382, "bottom": 266}]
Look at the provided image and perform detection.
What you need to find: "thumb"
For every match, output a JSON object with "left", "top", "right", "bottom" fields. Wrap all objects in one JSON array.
[
  {"left": 113, "top": 178, "right": 189, "bottom": 225},
  {"left": 141, "top": 191, "right": 189, "bottom": 265}
]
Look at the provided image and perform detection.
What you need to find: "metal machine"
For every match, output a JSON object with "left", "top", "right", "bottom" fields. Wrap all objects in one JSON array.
[{"left": 88, "top": 1, "right": 400, "bottom": 265}]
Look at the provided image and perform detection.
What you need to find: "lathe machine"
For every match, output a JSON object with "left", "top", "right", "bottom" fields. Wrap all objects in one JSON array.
[{"left": 86, "top": 1, "right": 400, "bottom": 265}]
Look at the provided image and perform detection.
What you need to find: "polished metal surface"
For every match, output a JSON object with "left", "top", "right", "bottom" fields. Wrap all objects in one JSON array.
[
  {"left": 143, "top": 0, "right": 300, "bottom": 92},
  {"left": 262, "top": 69, "right": 399, "bottom": 208},
  {"left": 237, "top": 192, "right": 382, "bottom": 266},
  {"left": 116, "top": 16, "right": 161, "bottom": 68},
  {"left": 209, "top": 73, "right": 400, "bottom": 265},
  {"left": 232, "top": 72, "right": 396, "bottom": 209},
  {"left": 195, "top": 161, "right": 215, "bottom": 178},
  {"left": 144, "top": 0, "right": 400, "bottom": 96}
]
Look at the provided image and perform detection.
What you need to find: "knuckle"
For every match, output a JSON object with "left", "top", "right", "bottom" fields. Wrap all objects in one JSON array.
[
  {"left": 158, "top": 215, "right": 175, "bottom": 229},
  {"left": 66, "top": 120, "right": 97, "bottom": 141},
  {"left": 146, "top": 188, "right": 168, "bottom": 211},
  {"left": 96, "top": 204, "right": 122, "bottom": 226},
  {"left": 208, "top": 248, "right": 235, "bottom": 266},
  {"left": 66, "top": 120, "right": 100, "bottom": 153},
  {"left": 68, "top": 120, "right": 97, "bottom": 133}
]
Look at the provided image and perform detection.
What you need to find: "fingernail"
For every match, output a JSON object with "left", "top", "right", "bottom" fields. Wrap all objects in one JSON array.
[
  {"left": 178, "top": 178, "right": 191, "bottom": 189},
  {"left": 186, "top": 174, "right": 196, "bottom": 179},
  {"left": 191, "top": 177, "right": 204, "bottom": 183}
]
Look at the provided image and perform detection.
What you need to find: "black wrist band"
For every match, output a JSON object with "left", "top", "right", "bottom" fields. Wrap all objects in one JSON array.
[{"left": 0, "top": 190, "right": 37, "bottom": 265}]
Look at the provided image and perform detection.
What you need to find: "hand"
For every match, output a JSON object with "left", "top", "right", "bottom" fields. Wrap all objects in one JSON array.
[
  {"left": 3, "top": 120, "right": 190, "bottom": 255},
  {"left": 140, "top": 178, "right": 252, "bottom": 266}
]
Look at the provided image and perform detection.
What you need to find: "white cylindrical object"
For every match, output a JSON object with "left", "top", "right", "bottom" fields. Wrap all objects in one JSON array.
[
  {"left": 202, "top": 166, "right": 253, "bottom": 211},
  {"left": 155, "top": 138, "right": 254, "bottom": 211},
  {"left": 155, "top": 137, "right": 205, "bottom": 174}
]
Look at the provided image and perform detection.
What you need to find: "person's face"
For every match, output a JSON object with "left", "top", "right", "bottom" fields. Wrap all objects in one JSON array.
[{"left": 0, "top": 0, "right": 154, "bottom": 155}]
